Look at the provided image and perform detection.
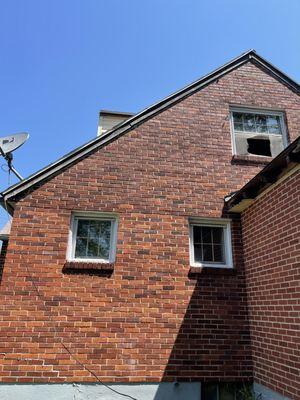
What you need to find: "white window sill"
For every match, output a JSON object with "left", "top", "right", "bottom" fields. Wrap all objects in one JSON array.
[
  {"left": 191, "top": 262, "right": 232, "bottom": 269},
  {"left": 67, "top": 258, "right": 112, "bottom": 264}
]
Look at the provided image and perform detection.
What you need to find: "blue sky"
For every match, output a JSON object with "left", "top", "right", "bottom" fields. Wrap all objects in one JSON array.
[{"left": 0, "top": 0, "right": 299, "bottom": 226}]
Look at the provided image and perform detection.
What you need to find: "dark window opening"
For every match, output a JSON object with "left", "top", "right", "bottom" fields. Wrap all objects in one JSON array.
[
  {"left": 247, "top": 137, "right": 271, "bottom": 157},
  {"left": 202, "top": 383, "right": 253, "bottom": 400}
]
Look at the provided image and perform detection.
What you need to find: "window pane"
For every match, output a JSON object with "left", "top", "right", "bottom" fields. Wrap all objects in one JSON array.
[
  {"left": 233, "top": 113, "right": 243, "bottom": 131},
  {"left": 202, "top": 227, "right": 212, "bottom": 243},
  {"left": 268, "top": 125, "right": 281, "bottom": 134},
  {"left": 233, "top": 122, "right": 243, "bottom": 132},
  {"left": 77, "top": 219, "right": 89, "bottom": 237},
  {"left": 74, "top": 219, "right": 112, "bottom": 260},
  {"left": 266, "top": 115, "right": 280, "bottom": 127},
  {"left": 202, "top": 244, "right": 213, "bottom": 262},
  {"left": 219, "top": 384, "right": 235, "bottom": 400},
  {"left": 255, "top": 114, "right": 267, "bottom": 126},
  {"left": 101, "top": 221, "right": 112, "bottom": 240},
  {"left": 213, "top": 244, "right": 224, "bottom": 263},
  {"left": 212, "top": 227, "right": 223, "bottom": 244},
  {"left": 99, "top": 241, "right": 110, "bottom": 259},
  {"left": 256, "top": 123, "right": 268, "bottom": 133},
  {"left": 99, "top": 222, "right": 111, "bottom": 259},
  {"left": 203, "top": 383, "right": 218, "bottom": 400},
  {"left": 243, "top": 114, "right": 256, "bottom": 131},
  {"left": 193, "top": 226, "right": 202, "bottom": 244},
  {"left": 192, "top": 225, "right": 227, "bottom": 264},
  {"left": 194, "top": 245, "right": 202, "bottom": 263},
  {"left": 233, "top": 113, "right": 243, "bottom": 123},
  {"left": 75, "top": 237, "right": 87, "bottom": 257},
  {"left": 87, "top": 237, "right": 99, "bottom": 257},
  {"left": 89, "top": 220, "right": 101, "bottom": 239}
]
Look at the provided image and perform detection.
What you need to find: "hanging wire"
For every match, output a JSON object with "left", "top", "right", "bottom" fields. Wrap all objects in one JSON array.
[
  {"left": 24, "top": 261, "right": 139, "bottom": 400},
  {"left": 0, "top": 165, "right": 12, "bottom": 222}
]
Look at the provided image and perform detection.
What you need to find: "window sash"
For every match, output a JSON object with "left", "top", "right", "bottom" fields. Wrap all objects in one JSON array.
[
  {"left": 69, "top": 214, "right": 117, "bottom": 263},
  {"left": 193, "top": 226, "right": 225, "bottom": 264},
  {"left": 189, "top": 219, "right": 232, "bottom": 268},
  {"left": 229, "top": 107, "right": 288, "bottom": 156},
  {"left": 232, "top": 112, "right": 282, "bottom": 136}
]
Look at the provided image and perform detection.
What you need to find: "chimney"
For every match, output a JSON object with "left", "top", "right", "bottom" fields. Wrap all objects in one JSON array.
[{"left": 97, "top": 110, "right": 134, "bottom": 136}]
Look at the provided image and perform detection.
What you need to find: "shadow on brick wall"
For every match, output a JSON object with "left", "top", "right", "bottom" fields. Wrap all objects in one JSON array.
[{"left": 154, "top": 269, "right": 252, "bottom": 397}]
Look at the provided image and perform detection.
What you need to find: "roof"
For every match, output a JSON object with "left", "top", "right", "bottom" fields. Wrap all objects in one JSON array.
[
  {"left": 1, "top": 50, "right": 300, "bottom": 213},
  {"left": 225, "top": 136, "right": 300, "bottom": 213},
  {"left": 0, "top": 219, "right": 12, "bottom": 241}
]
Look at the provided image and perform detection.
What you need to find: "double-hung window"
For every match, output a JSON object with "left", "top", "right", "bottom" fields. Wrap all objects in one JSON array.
[
  {"left": 68, "top": 213, "right": 118, "bottom": 263},
  {"left": 230, "top": 107, "right": 287, "bottom": 158},
  {"left": 189, "top": 218, "right": 233, "bottom": 268}
]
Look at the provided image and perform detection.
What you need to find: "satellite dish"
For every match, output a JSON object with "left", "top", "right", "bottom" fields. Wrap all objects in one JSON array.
[
  {"left": 0, "top": 132, "right": 29, "bottom": 155},
  {"left": 0, "top": 132, "right": 29, "bottom": 181}
]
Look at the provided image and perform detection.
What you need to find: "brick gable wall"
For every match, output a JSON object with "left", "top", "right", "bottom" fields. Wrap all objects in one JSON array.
[
  {"left": 0, "top": 61, "right": 299, "bottom": 384},
  {"left": 242, "top": 169, "right": 300, "bottom": 399}
]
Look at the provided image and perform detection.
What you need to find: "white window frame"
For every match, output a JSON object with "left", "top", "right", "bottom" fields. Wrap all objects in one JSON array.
[
  {"left": 229, "top": 106, "right": 288, "bottom": 156},
  {"left": 67, "top": 212, "right": 118, "bottom": 263},
  {"left": 189, "top": 218, "right": 233, "bottom": 268}
]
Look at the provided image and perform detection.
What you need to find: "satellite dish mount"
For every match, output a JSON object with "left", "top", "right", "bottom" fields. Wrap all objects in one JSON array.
[{"left": 0, "top": 133, "right": 29, "bottom": 181}]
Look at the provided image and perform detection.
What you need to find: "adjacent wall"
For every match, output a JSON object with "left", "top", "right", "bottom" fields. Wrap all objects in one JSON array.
[{"left": 242, "top": 168, "right": 300, "bottom": 400}]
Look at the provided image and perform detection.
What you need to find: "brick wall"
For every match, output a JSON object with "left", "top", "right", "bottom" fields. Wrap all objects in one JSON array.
[
  {"left": 242, "top": 169, "right": 300, "bottom": 399},
  {"left": 0, "top": 61, "right": 299, "bottom": 384}
]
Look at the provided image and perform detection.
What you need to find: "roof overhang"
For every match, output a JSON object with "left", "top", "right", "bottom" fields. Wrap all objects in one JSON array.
[{"left": 226, "top": 137, "right": 300, "bottom": 213}]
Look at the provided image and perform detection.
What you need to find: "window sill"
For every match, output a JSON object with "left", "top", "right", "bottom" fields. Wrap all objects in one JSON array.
[
  {"left": 231, "top": 154, "right": 272, "bottom": 166},
  {"left": 189, "top": 266, "right": 236, "bottom": 275},
  {"left": 64, "top": 261, "right": 114, "bottom": 272}
]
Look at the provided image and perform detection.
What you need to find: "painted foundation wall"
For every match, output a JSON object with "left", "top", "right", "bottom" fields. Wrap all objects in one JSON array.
[
  {"left": 254, "top": 382, "right": 292, "bottom": 400},
  {"left": 0, "top": 382, "right": 201, "bottom": 400}
]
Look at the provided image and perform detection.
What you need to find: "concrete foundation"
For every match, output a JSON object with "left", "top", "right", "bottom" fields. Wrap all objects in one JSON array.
[
  {"left": 0, "top": 382, "right": 201, "bottom": 400},
  {"left": 254, "top": 382, "right": 292, "bottom": 400}
]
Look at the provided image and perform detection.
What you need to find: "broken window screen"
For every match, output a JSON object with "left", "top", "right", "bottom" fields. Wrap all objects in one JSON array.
[
  {"left": 74, "top": 219, "right": 112, "bottom": 260},
  {"left": 232, "top": 111, "right": 285, "bottom": 157},
  {"left": 193, "top": 225, "right": 225, "bottom": 264}
]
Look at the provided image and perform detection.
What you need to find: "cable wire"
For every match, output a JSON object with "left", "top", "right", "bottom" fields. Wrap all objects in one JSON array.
[{"left": 24, "top": 262, "right": 139, "bottom": 400}]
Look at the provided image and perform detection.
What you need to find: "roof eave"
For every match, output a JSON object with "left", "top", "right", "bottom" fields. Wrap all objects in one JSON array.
[{"left": 226, "top": 137, "right": 300, "bottom": 213}]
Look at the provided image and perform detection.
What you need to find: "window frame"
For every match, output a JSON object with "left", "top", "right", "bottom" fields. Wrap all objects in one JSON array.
[
  {"left": 189, "top": 218, "right": 233, "bottom": 268},
  {"left": 229, "top": 106, "right": 288, "bottom": 157},
  {"left": 67, "top": 212, "right": 118, "bottom": 263}
]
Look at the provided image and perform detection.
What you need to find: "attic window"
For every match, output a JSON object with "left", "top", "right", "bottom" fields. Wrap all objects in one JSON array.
[{"left": 230, "top": 108, "right": 287, "bottom": 158}]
